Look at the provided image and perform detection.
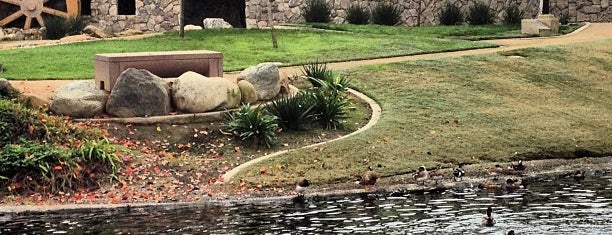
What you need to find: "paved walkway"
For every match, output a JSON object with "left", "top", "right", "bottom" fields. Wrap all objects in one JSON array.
[{"left": 6, "top": 23, "right": 612, "bottom": 104}]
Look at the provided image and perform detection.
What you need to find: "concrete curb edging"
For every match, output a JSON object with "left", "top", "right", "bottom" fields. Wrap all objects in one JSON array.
[{"left": 221, "top": 88, "right": 382, "bottom": 183}]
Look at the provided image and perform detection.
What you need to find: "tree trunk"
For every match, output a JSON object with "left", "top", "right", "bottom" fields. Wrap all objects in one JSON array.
[{"left": 268, "top": 0, "right": 278, "bottom": 48}]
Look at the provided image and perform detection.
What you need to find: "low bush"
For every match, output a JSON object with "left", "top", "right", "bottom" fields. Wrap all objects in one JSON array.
[
  {"left": 302, "top": 0, "right": 331, "bottom": 23},
  {"left": 265, "top": 92, "right": 316, "bottom": 131},
  {"left": 466, "top": 1, "right": 494, "bottom": 25},
  {"left": 0, "top": 100, "right": 122, "bottom": 192},
  {"left": 346, "top": 4, "right": 370, "bottom": 25},
  {"left": 503, "top": 5, "right": 524, "bottom": 24},
  {"left": 371, "top": 2, "right": 402, "bottom": 26},
  {"left": 438, "top": 2, "right": 464, "bottom": 25},
  {"left": 225, "top": 104, "right": 280, "bottom": 148},
  {"left": 308, "top": 87, "right": 350, "bottom": 130},
  {"left": 43, "top": 16, "right": 86, "bottom": 40},
  {"left": 559, "top": 11, "right": 570, "bottom": 25}
]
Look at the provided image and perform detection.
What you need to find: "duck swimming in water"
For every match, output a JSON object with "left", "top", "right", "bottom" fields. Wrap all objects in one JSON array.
[
  {"left": 295, "top": 178, "right": 310, "bottom": 195},
  {"left": 482, "top": 206, "right": 496, "bottom": 226},
  {"left": 573, "top": 170, "right": 586, "bottom": 182}
]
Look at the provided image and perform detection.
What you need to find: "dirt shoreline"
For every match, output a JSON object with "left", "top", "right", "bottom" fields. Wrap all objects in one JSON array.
[{"left": 1, "top": 156, "right": 609, "bottom": 214}]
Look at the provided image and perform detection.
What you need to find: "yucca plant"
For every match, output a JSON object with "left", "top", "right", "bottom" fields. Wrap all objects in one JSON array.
[
  {"left": 438, "top": 2, "right": 464, "bottom": 25},
  {"left": 265, "top": 92, "right": 316, "bottom": 131},
  {"left": 346, "top": 4, "right": 370, "bottom": 25},
  {"left": 301, "top": 61, "right": 334, "bottom": 88},
  {"left": 371, "top": 2, "right": 403, "bottom": 26},
  {"left": 503, "top": 5, "right": 524, "bottom": 24},
  {"left": 466, "top": 1, "right": 494, "bottom": 25},
  {"left": 225, "top": 104, "right": 279, "bottom": 148},
  {"left": 302, "top": 0, "right": 331, "bottom": 23},
  {"left": 308, "top": 88, "right": 349, "bottom": 130}
]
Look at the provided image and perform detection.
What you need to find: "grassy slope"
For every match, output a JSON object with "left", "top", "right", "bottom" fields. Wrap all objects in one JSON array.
[
  {"left": 0, "top": 25, "right": 513, "bottom": 80},
  {"left": 235, "top": 40, "right": 612, "bottom": 187}
]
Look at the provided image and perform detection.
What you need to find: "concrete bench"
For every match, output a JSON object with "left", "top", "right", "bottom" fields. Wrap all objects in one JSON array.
[{"left": 94, "top": 50, "right": 223, "bottom": 91}]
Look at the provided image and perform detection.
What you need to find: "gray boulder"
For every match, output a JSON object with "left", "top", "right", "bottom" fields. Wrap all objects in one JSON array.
[
  {"left": 237, "top": 63, "right": 281, "bottom": 100},
  {"left": 237, "top": 80, "right": 258, "bottom": 104},
  {"left": 49, "top": 80, "right": 108, "bottom": 118},
  {"left": 106, "top": 68, "right": 171, "bottom": 117},
  {"left": 0, "top": 78, "right": 19, "bottom": 98},
  {"left": 184, "top": 24, "right": 203, "bottom": 30},
  {"left": 172, "top": 71, "right": 241, "bottom": 113},
  {"left": 203, "top": 18, "right": 233, "bottom": 29}
]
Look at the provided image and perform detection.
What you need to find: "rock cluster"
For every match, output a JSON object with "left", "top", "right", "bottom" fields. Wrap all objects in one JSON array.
[
  {"left": 0, "top": 28, "right": 44, "bottom": 41},
  {"left": 48, "top": 63, "right": 286, "bottom": 118}
]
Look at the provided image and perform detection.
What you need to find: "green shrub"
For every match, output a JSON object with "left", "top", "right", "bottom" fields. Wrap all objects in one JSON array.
[
  {"left": 308, "top": 87, "right": 349, "bottom": 130},
  {"left": 438, "top": 2, "right": 464, "bottom": 25},
  {"left": 0, "top": 100, "right": 121, "bottom": 192},
  {"left": 225, "top": 104, "right": 279, "bottom": 148},
  {"left": 559, "top": 10, "right": 570, "bottom": 25},
  {"left": 371, "top": 2, "right": 402, "bottom": 26},
  {"left": 265, "top": 92, "right": 316, "bottom": 131},
  {"left": 67, "top": 17, "right": 87, "bottom": 35},
  {"left": 466, "top": 1, "right": 494, "bottom": 25},
  {"left": 503, "top": 5, "right": 524, "bottom": 24},
  {"left": 43, "top": 16, "right": 68, "bottom": 40},
  {"left": 43, "top": 16, "right": 85, "bottom": 39},
  {"left": 301, "top": 61, "right": 334, "bottom": 88},
  {"left": 346, "top": 4, "right": 370, "bottom": 25},
  {"left": 302, "top": 0, "right": 331, "bottom": 23}
]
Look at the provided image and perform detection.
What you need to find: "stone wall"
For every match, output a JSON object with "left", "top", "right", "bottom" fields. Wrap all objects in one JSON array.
[
  {"left": 86, "top": 0, "right": 180, "bottom": 33},
  {"left": 245, "top": 0, "right": 611, "bottom": 27}
]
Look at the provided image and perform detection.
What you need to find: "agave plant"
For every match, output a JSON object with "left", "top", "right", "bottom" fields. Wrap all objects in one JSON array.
[
  {"left": 301, "top": 61, "right": 334, "bottom": 88},
  {"left": 265, "top": 92, "right": 316, "bottom": 131},
  {"left": 225, "top": 104, "right": 279, "bottom": 148}
]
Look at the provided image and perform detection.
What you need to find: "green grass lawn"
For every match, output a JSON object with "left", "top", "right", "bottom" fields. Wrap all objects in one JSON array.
[
  {"left": 235, "top": 40, "right": 612, "bottom": 187},
  {"left": 0, "top": 24, "right": 521, "bottom": 80}
]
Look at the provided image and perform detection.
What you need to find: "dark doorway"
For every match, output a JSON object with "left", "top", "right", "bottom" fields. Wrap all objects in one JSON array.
[{"left": 184, "top": 0, "right": 246, "bottom": 28}]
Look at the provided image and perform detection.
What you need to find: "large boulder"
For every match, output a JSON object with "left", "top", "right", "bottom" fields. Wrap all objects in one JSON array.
[
  {"left": 106, "top": 68, "right": 171, "bottom": 117},
  {"left": 0, "top": 78, "right": 19, "bottom": 99},
  {"left": 237, "top": 80, "right": 257, "bottom": 104},
  {"left": 172, "top": 71, "right": 240, "bottom": 113},
  {"left": 202, "top": 18, "right": 233, "bottom": 29},
  {"left": 49, "top": 80, "right": 108, "bottom": 118},
  {"left": 237, "top": 63, "right": 281, "bottom": 101},
  {"left": 83, "top": 25, "right": 109, "bottom": 38}
]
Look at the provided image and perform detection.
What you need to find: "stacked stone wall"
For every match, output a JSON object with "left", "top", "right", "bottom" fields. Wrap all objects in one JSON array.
[{"left": 81, "top": 0, "right": 610, "bottom": 32}]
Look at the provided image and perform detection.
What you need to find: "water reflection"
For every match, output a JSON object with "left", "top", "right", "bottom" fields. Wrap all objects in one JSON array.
[{"left": 2, "top": 173, "right": 610, "bottom": 234}]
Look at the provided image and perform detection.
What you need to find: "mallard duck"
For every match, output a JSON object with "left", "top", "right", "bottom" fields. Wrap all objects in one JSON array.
[
  {"left": 481, "top": 206, "right": 496, "bottom": 227},
  {"left": 412, "top": 166, "right": 429, "bottom": 185},
  {"left": 360, "top": 166, "right": 379, "bottom": 189},
  {"left": 429, "top": 165, "right": 444, "bottom": 183},
  {"left": 295, "top": 178, "right": 310, "bottom": 195},
  {"left": 453, "top": 163, "right": 466, "bottom": 181},
  {"left": 487, "top": 164, "right": 504, "bottom": 176},
  {"left": 573, "top": 170, "right": 586, "bottom": 182}
]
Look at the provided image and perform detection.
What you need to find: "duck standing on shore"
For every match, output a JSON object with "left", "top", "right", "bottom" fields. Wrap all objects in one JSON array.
[
  {"left": 413, "top": 166, "right": 429, "bottom": 185},
  {"left": 482, "top": 206, "right": 496, "bottom": 226},
  {"left": 453, "top": 163, "right": 466, "bottom": 181},
  {"left": 487, "top": 164, "right": 504, "bottom": 177},
  {"left": 359, "top": 166, "right": 379, "bottom": 190},
  {"left": 429, "top": 165, "right": 444, "bottom": 184},
  {"left": 295, "top": 178, "right": 310, "bottom": 196}
]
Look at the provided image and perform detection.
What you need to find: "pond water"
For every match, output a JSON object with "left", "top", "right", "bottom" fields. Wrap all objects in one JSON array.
[{"left": 2, "top": 172, "right": 611, "bottom": 234}]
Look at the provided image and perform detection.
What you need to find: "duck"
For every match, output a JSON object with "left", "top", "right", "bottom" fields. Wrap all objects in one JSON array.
[
  {"left": 412, "top": 166, "right": 429, "bottom": 185},
  {"left": 453, "top": 163, "right": 466, "bottom": 181},
  {"left": 487, "top": 164, "right": 504, "bottom": 176},
  {"left": 295, "top": 178, "right": 310, "bottom": 196},
  {"left": 478, "top": 179, "right": 502, "bottom": 190},
  {"left": 573, "top": 170, "right": 586, "bottom": 182},
  {"left": 481, "top": 206, "right": 496, "bottom": 226},
  {"left": 505, "top": 178, "right": 527, "bottom": 191},
  {"left": 510, "top": 160, "right": 526, "bottom": 171},
  {"left": 429, "top": 165, "right": 444, "bottom": 183},
  {"left": 507, "top": 230, "right": 515, "bottom": 235},
  {"left": 359, "top": 166, "right": 379, "bottom": 190}
]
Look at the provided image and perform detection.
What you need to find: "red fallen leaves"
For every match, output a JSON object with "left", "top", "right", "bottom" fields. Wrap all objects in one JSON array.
[{"left": 260, "top": 167, "right": 267, "bottom": 175}]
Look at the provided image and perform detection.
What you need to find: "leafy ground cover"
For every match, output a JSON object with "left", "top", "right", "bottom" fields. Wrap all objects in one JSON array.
[
  {"left": 0, "top": 24, "right": 521, "bottom": 80},
  {"left": 233, "top": 40, "right": 612, "bottom": 192}
]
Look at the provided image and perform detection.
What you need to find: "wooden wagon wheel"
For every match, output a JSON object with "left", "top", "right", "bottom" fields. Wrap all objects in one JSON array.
[{"left": 0, "top": 0, "right": 80, "bottom": 29}]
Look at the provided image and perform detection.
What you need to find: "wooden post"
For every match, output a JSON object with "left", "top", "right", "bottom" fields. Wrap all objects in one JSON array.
[
  {"left": 179, "top": 0, "right": 185, "bottom": 38},
  {"left": 268, "top": 0, "right": 278, "bottom": 48}
]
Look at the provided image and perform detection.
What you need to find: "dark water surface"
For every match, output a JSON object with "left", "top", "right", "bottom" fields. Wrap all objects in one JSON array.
[{"left": 2, "top": 172, "right": 611, "bottom": 234}]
